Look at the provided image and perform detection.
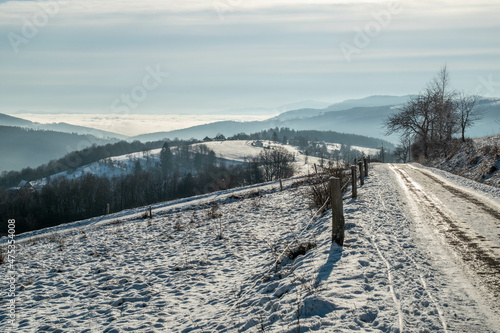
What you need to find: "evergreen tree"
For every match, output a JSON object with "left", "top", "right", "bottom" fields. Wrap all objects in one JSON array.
[
  {"left": 272, "top": 131, "right": 279, "bottom": 142},
  {"left": 160, "top": 142, "right": 174, "bottom": 175}
]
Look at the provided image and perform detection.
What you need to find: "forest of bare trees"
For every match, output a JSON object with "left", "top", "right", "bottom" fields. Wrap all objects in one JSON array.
[{"left": 0, "top": 143, "right": 296, "bottom": 235}]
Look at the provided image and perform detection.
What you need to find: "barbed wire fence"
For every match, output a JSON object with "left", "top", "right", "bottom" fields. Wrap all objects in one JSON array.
[{"left": 210, "top": 157, "right": 370, "bottom": 331}]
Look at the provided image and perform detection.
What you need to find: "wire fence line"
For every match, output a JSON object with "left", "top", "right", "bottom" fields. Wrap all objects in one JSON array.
[{"left": 211, "top": 158, "right": 370, "bottom": 331}]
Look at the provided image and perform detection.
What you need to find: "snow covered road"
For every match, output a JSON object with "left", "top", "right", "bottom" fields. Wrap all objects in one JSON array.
[
  {"left": 1, "top": 163, "right": 499, "bottom": 332},
  {"left": 332, "top": 162, "right": 500, "bottom": 332},
  {"left": 387, "top": 163, "right": 500, "bottom": 330},
  {"left": 391, "top": 164, "right": 500, "bottom": 298}
]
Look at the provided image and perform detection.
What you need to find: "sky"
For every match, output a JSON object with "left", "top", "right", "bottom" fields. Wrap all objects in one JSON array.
[{"left": 0, "top": 0, "right": 499, "bottom": 118}]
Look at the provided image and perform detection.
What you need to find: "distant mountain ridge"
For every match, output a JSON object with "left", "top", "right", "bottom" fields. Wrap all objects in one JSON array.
[
  {"left": 130, "top": 106, "right": 399, "bottom": 143},
  {"left": 0, "top": 113, "right": 33, "bottom": 127},
  {"left": 213, "top": 100, "right": 332, "bottom": 116},
  {"left": 3, "top": 95, "right": 498, "bottom": 148},
  {"left": 130, "top": 96, "right": 500, "bottom": 144},
  {"left": 272, "top": 95, "right": 413, "bottom": 121},
  {"left": 325, "top": 95, "right": 413, "bottom": 111},
  {"left": 0, "top": 126, "right": 118, "bottom": 172},
  {"left": 0, "top": 113, "right": 127, "bottom": 140}
]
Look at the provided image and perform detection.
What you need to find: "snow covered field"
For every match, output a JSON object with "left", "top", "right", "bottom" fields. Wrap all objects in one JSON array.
[
  {"left": 325, "top": 143, "right": 379, "bottom": 157},
  {"left": 194, "top": 140, "right": 324, "bottom": 174},
  {"left": 2, "top": 163, "right": 500, "bottom": 332},
  {"left": 31, "top": 140, "right": 327, "bottom": 187}
]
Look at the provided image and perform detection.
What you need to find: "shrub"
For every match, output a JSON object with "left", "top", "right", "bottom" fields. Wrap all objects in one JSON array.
[
  {"left": 308, "top": 166, "right": 351, "bottom": 213},
  {"left": 287, "top": 242, "right": 317, "bottom": 260},
  {"left": 207, "top": 203, "right": 222, "bottom": 219}
]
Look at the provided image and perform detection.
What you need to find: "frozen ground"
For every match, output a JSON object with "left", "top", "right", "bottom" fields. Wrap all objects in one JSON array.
[{"left": 1, "top": 163, "right": 499, "bottom": 332}]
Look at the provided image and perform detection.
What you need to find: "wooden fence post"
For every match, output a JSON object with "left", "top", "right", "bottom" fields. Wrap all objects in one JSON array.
[
  {"left": 314, "top": 163, "right": 318, "bottom": 174},
  {"left": 149, "top": 205, "right": 152, "bottom": 219},
  {"left": 330, "top": 177, "right": 345, "bottom": 246},
  {"left": 279, "top": 179, "right": 283, "bottom": 191},
  {"left": 351, "top": 166, "right": 357, "bottom": 198},
  {"left": 106, "top": 203, "right": 110, "bottom": 215},
  {"left": 364, "top": 157, "right": 369, "bottom": 177},
  {"left": 358, "top": 162, "right": 364, "bottom": 186}
]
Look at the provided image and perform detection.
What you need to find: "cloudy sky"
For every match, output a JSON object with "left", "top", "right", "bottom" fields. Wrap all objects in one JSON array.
[{"left": 1, "top": 0, "right": 499, "bottom": 116}]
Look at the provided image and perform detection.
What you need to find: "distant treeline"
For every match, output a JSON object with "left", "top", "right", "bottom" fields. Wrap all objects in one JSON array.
[
  {"left": 0, "top": 143, "right": 294, "bottom": 235},
  {"left": 229, "top": 127, "right": 394, "bottom": 150},
  {"left": 229, "top": 127, "right": 391, "bottom": 163},
  {"left": 0, "top": 137, "right": 197, "bottom": 188}
]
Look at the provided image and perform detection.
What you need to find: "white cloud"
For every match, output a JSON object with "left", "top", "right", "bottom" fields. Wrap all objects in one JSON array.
[
  {"left": 0, "top": 0, "right": 499, "bottom": 115},
  {"left": 15, "top": 112, "right": 278, "bottom": 136}
]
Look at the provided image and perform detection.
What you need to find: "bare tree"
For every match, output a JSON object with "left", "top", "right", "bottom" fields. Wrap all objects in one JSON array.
[
  {"left": 456, "top": 92, "right": 483, "bottom": 142},
  {"left": 386, "top": 91, "right": 434, "bottom": 158},
  {"left": 386, "top": 65, "right": 482, "bottom": 159},
  {"left": 393, "top": 135, "right": 412, "bottom": 163},
  {"left": 428, "top": 65, "right": 459, "bottom": 153},
  {"left": 259, "top": 147, "right": 294, "bottom": 181}
]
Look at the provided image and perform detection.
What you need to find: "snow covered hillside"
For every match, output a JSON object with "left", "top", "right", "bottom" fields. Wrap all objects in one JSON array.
[
  {"left": 194, "top": 140, "right": 324, "bottom": 174},
  {"left": 2, "top": 163, "right": 500, "bottom": 332},
  {"left": 428, "top": 135, "right": 500, "bottom": 188},
  {"left": 30, "top": 140, "right": 332, "bottom": 186}
]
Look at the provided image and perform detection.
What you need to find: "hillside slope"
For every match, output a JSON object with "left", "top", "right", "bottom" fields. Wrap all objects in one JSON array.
[
  {"left": 0, "top": 113, "right": 127, "bottom": 140},
  {"left": 28, "top": 141, "right": 325, "bottom": 187},
  {"left": 0, "top": 126, "right": 117, "bottom": 173},
  {"left": 426, "top": 135, "right": 500, "bottom": 188},
  {"left": 2, "top": 164, "right": 499, "bottom": 332}
]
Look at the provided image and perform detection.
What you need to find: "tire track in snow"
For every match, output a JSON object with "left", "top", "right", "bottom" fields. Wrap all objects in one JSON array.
[
  {"left": 408, "top": 164, "right": 500, "bottom": 220},
  {"left": 374, "top": 182, "right": 448, "bottom": 332},
  {"left": 390, "top": 164, "right": 500, "bottom": 300},
  {"left": 392, "top": 237, "right": 449, "bottom": 333},
  {"left": 369, "top": 235, "right": 404, "bottom": 333},
  {"left": 367, "top": 186, "right": 405, "bottom": 332}
]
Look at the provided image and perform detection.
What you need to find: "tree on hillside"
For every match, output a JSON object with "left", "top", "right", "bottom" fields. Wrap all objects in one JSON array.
[
  {"left": 160, "top": 142, "right": 174, "bottom": 175},
  {"left": 456, "top": 92, "right": 482, "bottom": 142},
  {"left": 386, "top": 90, "right": 436, "bottom": 158},
  {"left": 385, "top": 66, "right": 483, "bottom": 159},
  {"left": 215, "top": 133, "right": 226, "bottom": 141},
  {"left": 272, "top": 131, "right": 279, "bottom": 143},
  {"left": 259, "top": 147, "right": 294, "bottom": 181}
]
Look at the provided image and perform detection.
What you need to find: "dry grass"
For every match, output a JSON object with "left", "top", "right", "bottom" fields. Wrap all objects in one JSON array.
[
  {"left": 286, "top": 242, "right": 317, "bottom": 260},
  {"left": 207, "top": 203, "right": 222, "bottom": 219},
  {"left": 0, "top": 247, "right": 5, "bottom": 265},
  {"left": 308, "top": 166, "right": 351, "bottom": 213}
]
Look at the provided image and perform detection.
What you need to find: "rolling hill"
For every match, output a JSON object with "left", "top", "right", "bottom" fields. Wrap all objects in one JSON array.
[
  {"left": 0, "top": 126, "right": 117, "bottom": 173},
  {"left": 0, "top": 113, "right": 127, "bottom": 140}
]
